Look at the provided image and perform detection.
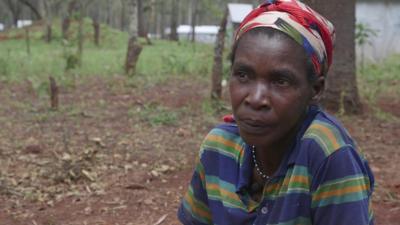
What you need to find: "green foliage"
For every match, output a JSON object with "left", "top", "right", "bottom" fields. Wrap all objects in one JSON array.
[
  {"left": 0, "top": 56, "right": 9, "bottom": 79},
  {"left": 355, "top": 23, "right": 378, "bottom": 47}
]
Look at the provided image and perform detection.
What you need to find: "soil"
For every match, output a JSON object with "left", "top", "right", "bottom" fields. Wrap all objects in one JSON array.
[{"left": 0, "top": 76, "right": 399, "bottom": 225}]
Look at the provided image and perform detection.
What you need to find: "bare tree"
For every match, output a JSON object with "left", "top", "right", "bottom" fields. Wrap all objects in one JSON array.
[
  {"left": 159, "top": 0, "right": 166, "bottom": 39},
  {"left": 62, "top": 0, "right": 78, "bottom": 40},
  {"left": 137, "top": 0, "right": 145, "bottom": 37},
  {"left": 211, "top": 8, "right": 228, "bottom": 99},
  {"left": 304, "top": 0, "right": 362, "bottom": 114},
  {"left": 124, "top": 0, "right": 143, "bottom": 76},
  {"left": 170, "top": 0, "right": 179, "bottom": 41},
  {"left": 38, "top": 0, "right": 52, "bottom": 42},
  {"left": 137, "top": 0, "right": 152, "bottom": 44},
  {"left": 120, "top": 0, "right": 127, "bottom": 31},
  {"left": 91, "top": 2, "right": 101, "bottom": 46},
  {"left": 76, "top": 0, "right": 94, "bottom": 65},
  {"left": 18, "top": 0, "right": 42, "bottom": 20},
  {"left": 3, "top": 0, "right": 22, "bottom": 27},
  {"left": 190, "top": 0, "right": 198, "bottom": 43}
]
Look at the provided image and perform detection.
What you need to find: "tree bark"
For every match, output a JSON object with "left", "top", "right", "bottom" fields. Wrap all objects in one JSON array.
[
  {"left": 120, "top": 0, "right": 126, "bottom": 31},
  {"left": 303, "top": 0, "right": 362, "bottom": 114},
  {"left": 25, "top": 27, "right": 30, "bottom": 55},
  {"left": 124, "top": 0, "right": 143, "bottom": 76},
  {"left": 39, "top": 0, "right": 52, "bottom": 42},
  {"left": 211, "top": 9, "right": 228, "bottom": 99},
  {"left": 160, "top": 0, "right": 166, "bottom": 39},
  {"left": 93, "top": 18, "right": 100, "bottom": 46},
  {"left": 190, "top": 0, "right": 198, "bottom": 43},
  {"left": 49, "top": 76, "right": 59, "bottom": 110},
  {"left": 77, "top": 2, "right": 84, "bottom": 66},
  {"left": 62, "top": 17, "right": 70, "bottom": 40},
  {"left": 4, "top": 0, "right": 22, "bottom": 27},
  {"left": 92, "top": 2, "right": 101, "bottom": 46},
  {"left": 137, "top": 0, "right": 145, "bottom": 37},
  {"left": 170, "top": 0, "right": 179, "bottom": 41}
]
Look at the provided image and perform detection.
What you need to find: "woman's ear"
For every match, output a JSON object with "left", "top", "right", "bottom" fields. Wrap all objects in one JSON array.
[{"left": 310, "top": 76, "right": 325, "bottom": 104}]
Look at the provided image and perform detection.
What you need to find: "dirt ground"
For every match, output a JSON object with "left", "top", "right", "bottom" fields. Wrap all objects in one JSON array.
[{"left": 0, "top": 76, "right": 399, "bottom": 225}]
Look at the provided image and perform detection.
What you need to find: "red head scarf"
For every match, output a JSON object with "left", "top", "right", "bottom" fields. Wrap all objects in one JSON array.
[{"left": 235, "top": 0, "right": 335, "bottom": 76}]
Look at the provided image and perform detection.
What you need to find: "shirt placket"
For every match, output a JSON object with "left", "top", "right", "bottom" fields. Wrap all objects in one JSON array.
[{"left": 252, "top": 180, "right": 274, "bottom": 225}]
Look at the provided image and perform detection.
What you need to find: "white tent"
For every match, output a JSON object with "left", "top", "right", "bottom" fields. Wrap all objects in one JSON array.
[
  {"left": 228, "top": 3, "right": 253, "bottom": 24},
  {"left": 166, "top": 25, "right": 219, "bottom": 44},
  {"left": 17, "top": 20, "right": 32, "bottom": 28},
  {"left": 227, "top": 3, "right": 253, "bottom": 41}
]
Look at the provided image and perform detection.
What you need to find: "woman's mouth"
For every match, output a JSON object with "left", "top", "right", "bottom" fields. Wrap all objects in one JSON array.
[{"left": 237, "top": 118, "right": 274, "bottom": 134}]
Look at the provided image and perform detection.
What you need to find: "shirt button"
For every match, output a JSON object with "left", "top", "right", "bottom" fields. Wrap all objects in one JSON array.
[{"left": 261, "top": 206, "right": 268, "bottom": 214}]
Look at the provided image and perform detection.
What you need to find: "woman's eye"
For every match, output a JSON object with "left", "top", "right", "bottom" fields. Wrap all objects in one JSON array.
[
  {"left": 273, "top": 78, "right": 291, "bottom": 87},
  {"left": 233, "top": 71, "right": 249, "bottom": 82}
]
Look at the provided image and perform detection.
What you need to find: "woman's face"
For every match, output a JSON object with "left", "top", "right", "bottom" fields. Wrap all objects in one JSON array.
[{"left": 229, "top": 32, "right": 320, "bottom": 149}]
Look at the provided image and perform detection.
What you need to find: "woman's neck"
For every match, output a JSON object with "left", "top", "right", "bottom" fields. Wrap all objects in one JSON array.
[{"left": 254, "top": 111, "right": 306, "bottom": 176}]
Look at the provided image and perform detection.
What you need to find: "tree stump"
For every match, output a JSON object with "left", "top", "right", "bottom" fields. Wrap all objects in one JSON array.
[{"left": 49, "top": 76, "right": 59, "bottom": 110}]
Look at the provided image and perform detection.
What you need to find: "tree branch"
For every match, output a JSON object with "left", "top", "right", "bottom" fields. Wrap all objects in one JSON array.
[{"left": 18, "top": 0, "right": 42, "bottom": 19}]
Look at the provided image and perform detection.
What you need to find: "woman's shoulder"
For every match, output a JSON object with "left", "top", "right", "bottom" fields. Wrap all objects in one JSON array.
[
  {"left": 298, "top": 110, "right": 373, "bottom": 184},
  {"left": 301, "top": 110, "right": 356, "bottom": 158},
  {"left": 296, "top": 110, "right": 366, "bottom": 173}
]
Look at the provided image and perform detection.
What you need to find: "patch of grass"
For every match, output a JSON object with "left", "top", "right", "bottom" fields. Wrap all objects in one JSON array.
[
  {"left": 130, "top": 103, "right": 178, "bottom": 126},
  {"left": 201, "top": 98, "right": 231, "bottom": 118},
  {"left": 358, "top": 54, "right": 400, "bottom": 103},
  {"left": 0, "top": 19, "right": 214, "bottom": 87},
  {"left": 373, "top": 108, "right": 399, "bottom": 122},
  {"left": 357, "top": 54, "right": 400, "bottom": 120}
]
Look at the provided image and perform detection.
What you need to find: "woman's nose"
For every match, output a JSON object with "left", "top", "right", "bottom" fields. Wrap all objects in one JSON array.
[{"left": 244, "top": 83, "right": 270, "bottom": 110}]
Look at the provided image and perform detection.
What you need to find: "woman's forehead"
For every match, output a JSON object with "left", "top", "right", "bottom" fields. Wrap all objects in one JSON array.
[{"left": 235, "top": 31, "right": 308, "bottom": 63}]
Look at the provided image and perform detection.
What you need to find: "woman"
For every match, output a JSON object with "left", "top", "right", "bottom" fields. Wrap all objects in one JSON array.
[{"left": 178, "top": 0, "right": 374, "bottom": 224}]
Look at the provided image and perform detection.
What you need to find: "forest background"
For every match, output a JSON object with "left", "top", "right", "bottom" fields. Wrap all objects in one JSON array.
[{"left": 0, "top": 0, "right": 399, "bottom": 224}]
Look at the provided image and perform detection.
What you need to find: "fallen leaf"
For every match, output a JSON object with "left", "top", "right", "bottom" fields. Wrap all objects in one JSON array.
[{"left": 153, "top": 214, "right": 168, "bottom": 225}]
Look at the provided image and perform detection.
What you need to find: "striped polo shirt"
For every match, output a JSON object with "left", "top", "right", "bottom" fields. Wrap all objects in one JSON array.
[{"left": 178, "top": 106, "right": 374, "bottom": 225}]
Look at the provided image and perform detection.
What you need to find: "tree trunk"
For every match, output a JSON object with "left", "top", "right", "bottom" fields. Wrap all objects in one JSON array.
[
  {"left": 93, "top": 18, "right": 100, "bottom": 46},
  {"left": 39, "top": 0, "right": 52, "bottom": 42},
  {"left": 62, "top": 17, "right": 70, "bottom": 40},
  {"left": 303, "top": 0, "right": 362, "bottom": 114},
  {"left": 137, "top": 0, "right": 146, "bottom": 37},
  {"left": 77, "top": 2, "right": 84, "bottom": 66},
  {"left": 124, "top": 0, "right": 143, "bottom": 76},
  {"left": 106, "top": 0, "right": 112, "bottom": 26},
  {"left": 92, "top": 2, "right": 101, "bottom": 46},
  {"left": 19, "top": 0, "right": 42, "bottom": 20},
  {"left": 211, "top": 9, "right": 228, "bottom": 99},
  {"left": 170, "top": 0, "right": 179, "bottom": 41},
  {"left": 190, "top": 0, "right": 198, "bottom": 43},
  {"left": 62, "top": 0, "right": 77, "bottom": 40},
  {"left": 25, "top": 27, "right": 30, "bottom": 56},
  {"left": 160, "top": 0, "right": 166, "bottom": 39},
  {"left": 5, "top": 0, "right": 22, "bottom": 27},
  {"left": 120, "top": 0, "right": 126, "bottom": 31},
  {"left": 49, "top": 76, "right": 59, "bottom": 110},
  {"left": 45, "top": 24, "right": 52, "bottom": 42}
]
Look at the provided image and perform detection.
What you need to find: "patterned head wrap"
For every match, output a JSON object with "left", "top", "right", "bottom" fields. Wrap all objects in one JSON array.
[{"left": 235, "top": 0, "right": 335, "bottom": 76}]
